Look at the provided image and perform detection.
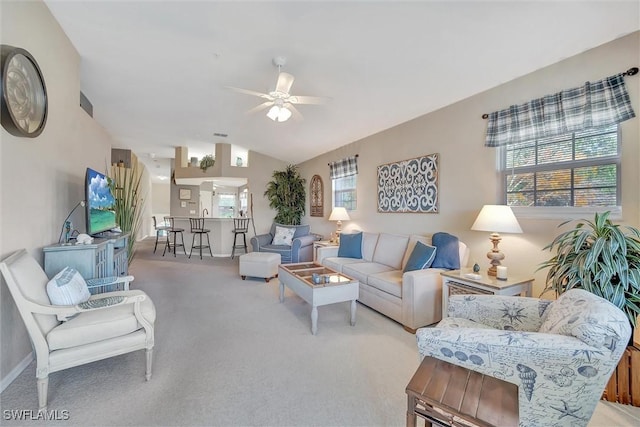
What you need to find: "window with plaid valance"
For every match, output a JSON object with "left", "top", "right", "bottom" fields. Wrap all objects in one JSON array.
[
  {"left": 485, "top": 73, "right": 636, "bottom": 147},
  {"left": 329, "top": 155, "right": 358, "bottom": 179}
]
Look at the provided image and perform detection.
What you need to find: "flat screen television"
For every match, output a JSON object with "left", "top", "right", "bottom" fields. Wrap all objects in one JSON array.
[{"left": 85, "top": 167, "right": 117, "bottom": 236}]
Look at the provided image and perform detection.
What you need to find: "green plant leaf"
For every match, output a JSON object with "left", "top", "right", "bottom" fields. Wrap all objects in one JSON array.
[
  {"left": 264, "top": 164, "right": 306, "bottom": 225},
  {"left": 538, "top": 210, "right": 640, "bottom": 328}
]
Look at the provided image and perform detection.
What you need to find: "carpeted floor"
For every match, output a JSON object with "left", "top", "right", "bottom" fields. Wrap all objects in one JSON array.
[
  {"left": 1, "top": 239, "right": 639, "bottom": 426},
  {"left": 1, "top": 240, "right": 420, "bottom": 426}
]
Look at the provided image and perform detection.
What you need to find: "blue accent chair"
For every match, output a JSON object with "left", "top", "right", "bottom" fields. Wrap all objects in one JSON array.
[{"left": 250, "top": 223, "right": 319, "bottom": 264}]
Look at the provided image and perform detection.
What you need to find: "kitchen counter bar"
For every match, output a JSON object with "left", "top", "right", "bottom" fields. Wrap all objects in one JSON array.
[{"left": 168, "top": 217, "right": 243, "bottom": 257}]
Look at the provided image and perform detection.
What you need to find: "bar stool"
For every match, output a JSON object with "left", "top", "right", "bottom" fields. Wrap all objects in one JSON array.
[
  {"left": 189, "top": 217, "right": 212, "bottom": 259},
  {"left": 162, "top": 217, "right": 186, "bottom": 257},
  {"left": 231, "top": 217, "right": 251, "bottom": 259},
  {"left": 152, "top": 216, "right": 170, "bottom": 253}
]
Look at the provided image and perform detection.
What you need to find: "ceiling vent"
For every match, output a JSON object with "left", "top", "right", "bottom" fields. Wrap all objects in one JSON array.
[{"left": 80, "top": 91, "right": 93, "bottom": 117}]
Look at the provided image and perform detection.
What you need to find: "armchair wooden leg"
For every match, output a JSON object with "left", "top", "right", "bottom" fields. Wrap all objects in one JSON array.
[
  {"left": 37, "top": 376, "right": 49, "bottom": 411},
  {"left": 145, "top": 348, "right": 153, "bottom": 381}
]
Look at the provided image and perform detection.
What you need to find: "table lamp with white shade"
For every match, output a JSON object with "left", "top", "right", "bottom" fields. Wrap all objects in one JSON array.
[
  {"left": 329, "top": 207, "right": 350, "bottom": 243},
  {"left": 471, "top": 205, "right": 522, "bottom": 276}
]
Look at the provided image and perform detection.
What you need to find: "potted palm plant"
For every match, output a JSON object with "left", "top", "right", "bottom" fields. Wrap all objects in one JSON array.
[
  {"left": 109, "top": 162, "right": 145, "bottom": 264},
  {"left": 264, "top": 164, "right": 306, "bottom": 225},
  {"left": 538, "top": 211, "right": 640, "bottom": 329}
]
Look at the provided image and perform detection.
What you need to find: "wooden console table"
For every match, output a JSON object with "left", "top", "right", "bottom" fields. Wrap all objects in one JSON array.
[{"left": 406, "top": 356, "right": 519, "bottom": 427}]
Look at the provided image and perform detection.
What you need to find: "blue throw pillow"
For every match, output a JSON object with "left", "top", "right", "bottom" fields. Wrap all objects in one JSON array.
[
  {"left": 403, "top": 241, "right": 437, "bottom": 273},
  {"left": 431, "top": 232, "right": 460, "bottom": 270},
  {"left": 338, "top": 232, "right": 363, "bottom": 258}
]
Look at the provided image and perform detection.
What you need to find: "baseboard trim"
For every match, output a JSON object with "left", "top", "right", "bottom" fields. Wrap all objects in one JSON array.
[{"left": 0, "top": 352, "right": 33, "bottom": 393}]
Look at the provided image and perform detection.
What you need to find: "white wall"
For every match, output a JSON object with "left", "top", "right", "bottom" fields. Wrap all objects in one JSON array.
[
  {"left": 298, "top": 32, "right": 639, "bottom": 298},
  {"left": 0, "top": 1, "right": 114, "bottom": 385}
]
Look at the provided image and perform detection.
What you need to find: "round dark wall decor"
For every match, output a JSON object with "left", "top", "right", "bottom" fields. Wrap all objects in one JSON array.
[{"left": 0, "top": 45, "right": 48, "bottom": 137}]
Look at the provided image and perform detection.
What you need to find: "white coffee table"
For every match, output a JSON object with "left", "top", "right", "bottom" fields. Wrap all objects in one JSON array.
[{"left": 278, "top": 262, "right": 359, "bottom": 335}]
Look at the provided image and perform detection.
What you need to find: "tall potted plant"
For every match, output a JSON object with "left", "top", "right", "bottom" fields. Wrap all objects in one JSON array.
[
  {"left": 109, "top": 162, "right": 146, "bottom": 264},
  {"left": 264, "top": 164, "right": 306, "bottom": 225},
  {"left": 538, "top": 211, "right": 640, "bottom": 329}
]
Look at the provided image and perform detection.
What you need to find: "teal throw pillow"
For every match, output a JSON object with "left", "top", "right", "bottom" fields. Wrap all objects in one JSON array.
[
  {"left": 431, "top": 232, "right": 460, "bottom": 270},
  {"left": 338, "top": 232, "right": 363, "bottom": 258},
  {"left": 403, "top": 241, "right": 437, "bottom": 273}
]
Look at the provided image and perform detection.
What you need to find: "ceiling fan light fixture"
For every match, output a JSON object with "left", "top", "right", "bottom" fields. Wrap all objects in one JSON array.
[
  {"left": 266, "top": 105, "right": 292, "bottom": 122},
  {"left": 278, "top": 106, "right": 292, "bottom": 122},
  {"left": 267, "top": 105, "right": 280, "bottom": 121}
]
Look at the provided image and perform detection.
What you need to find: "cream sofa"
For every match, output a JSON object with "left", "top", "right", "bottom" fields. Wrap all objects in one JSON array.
[{"left": 317, "top": 232, "right": 469, "bottom": 332}]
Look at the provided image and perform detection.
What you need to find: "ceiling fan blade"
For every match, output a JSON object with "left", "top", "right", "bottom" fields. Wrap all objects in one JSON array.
[
  {"left": 286, "top": 103, "right": 304, "bottom": 121},
  {"left": 275, "top": 72, "right": 295, "bottom": 94},
  {"left": 226, "top": 86, "right": 272, "bottom": 100},
  {"left": 246, "top": 101, "right": 273, "bottom": 114},
  {"left": 288, "top": 95, "right": 330, "bottom": 105}
]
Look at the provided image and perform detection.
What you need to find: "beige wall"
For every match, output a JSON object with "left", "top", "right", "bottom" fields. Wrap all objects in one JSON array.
[
  {"left": 298, "top": 31, "right": 640, "bottom": 298},
  {"left": 0, "top": 1, "right": 115, "bottom": 385},
  {"left": 234, "top": 150, "right": 288, "bottom": 235}
]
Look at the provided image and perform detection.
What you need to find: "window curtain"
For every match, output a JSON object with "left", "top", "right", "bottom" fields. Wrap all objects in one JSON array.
[
  {"left": 485, "top": 73, "right": 636, "bottom": 147},
  {"left": 329, "top": 155, "right": 358, "bottom": 179}
]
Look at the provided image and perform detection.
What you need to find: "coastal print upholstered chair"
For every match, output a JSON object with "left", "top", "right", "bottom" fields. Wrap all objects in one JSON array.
[
  {"left": 0, "top": 249, "right": 156, "bottom": 411},
  {"left": 415, "top": 289, "right": 631, "bottom": 427}
]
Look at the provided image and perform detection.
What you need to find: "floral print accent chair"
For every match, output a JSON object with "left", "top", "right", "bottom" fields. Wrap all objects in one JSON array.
[{"left": 416, "top": 289, "right": 631, "bottom": 427}]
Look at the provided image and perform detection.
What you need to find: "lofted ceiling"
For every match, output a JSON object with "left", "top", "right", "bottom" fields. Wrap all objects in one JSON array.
[{"left": 43, "top": 1, "right": 640, "bottom": 183}]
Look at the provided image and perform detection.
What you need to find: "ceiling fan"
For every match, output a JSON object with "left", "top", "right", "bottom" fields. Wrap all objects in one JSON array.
[{"left": 227, "top": 56, "right": 328, "bottom": 122}]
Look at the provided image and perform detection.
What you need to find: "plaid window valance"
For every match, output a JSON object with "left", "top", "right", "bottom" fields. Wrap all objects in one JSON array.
[
  {"left": 329, "top": 155, "right": 358, "bottom": 179},
  {"left": 485, "top": 73, "right": 636, "bottom": 147}
]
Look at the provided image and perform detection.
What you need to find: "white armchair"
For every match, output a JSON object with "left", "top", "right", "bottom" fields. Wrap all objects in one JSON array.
[
  {"left": 416, "top": 289, "right": 631, "bottom": 427},
  {"left": 0, "top": 249, "right": 155, "bottom": 410}
]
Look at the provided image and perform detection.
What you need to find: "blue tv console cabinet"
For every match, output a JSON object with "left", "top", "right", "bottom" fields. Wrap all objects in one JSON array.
[{"left": 43, "top": 233, "right": 129, "bottom": 282}]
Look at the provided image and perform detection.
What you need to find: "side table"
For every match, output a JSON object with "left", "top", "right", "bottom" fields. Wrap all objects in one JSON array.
[
  {"left": 313, "top": 240, "right": 339, "bottom": 261},
  {"left": 406, "top": 356, "right": 519, "bottom": 427},
  {"left": 441, "top": 270, "right": 533, "bottom": 318}
]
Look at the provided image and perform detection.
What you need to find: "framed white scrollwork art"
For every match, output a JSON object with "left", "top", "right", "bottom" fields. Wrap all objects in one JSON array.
[{"left": 377, "top": 153, "right": 438, "bottom": 213}]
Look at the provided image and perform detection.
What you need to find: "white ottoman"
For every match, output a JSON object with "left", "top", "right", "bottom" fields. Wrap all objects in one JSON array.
[{"left": 239, "top": 252, "right": 281, "bottom": 282}]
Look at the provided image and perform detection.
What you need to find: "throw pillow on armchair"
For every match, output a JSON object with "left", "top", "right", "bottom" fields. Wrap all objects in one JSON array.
[{"left": 272, "top": 226, "right": 296, "bottom": 246}]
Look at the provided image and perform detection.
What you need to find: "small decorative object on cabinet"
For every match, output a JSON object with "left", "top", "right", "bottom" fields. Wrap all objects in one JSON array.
[{"left": 236, "top": 156, "right": 243, "bottom": 166}]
